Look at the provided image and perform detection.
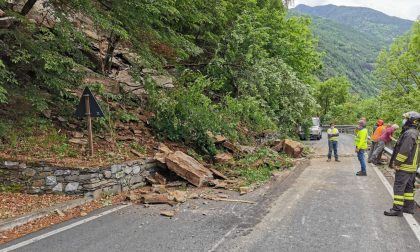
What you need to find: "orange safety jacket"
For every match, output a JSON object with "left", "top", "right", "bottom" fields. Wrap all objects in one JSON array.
[{"left": 371, "top": 125, "right": 386, "bottom": 142}]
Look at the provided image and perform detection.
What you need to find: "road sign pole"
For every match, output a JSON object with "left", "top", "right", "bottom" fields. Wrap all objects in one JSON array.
[{"left": 84, "top": 94, "right": 94, "bottom": 156}]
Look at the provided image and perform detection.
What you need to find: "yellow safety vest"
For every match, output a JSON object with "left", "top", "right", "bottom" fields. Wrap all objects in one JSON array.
[{"left": 327, "top": 128, "right": 339, "bottom": 141}]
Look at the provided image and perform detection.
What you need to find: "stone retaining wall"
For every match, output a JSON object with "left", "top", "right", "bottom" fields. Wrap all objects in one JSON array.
[{"left": 0, "top": 159, "right": 159, "bottom": 197}]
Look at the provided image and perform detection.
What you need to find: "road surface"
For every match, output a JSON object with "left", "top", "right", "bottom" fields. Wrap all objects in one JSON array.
[{"left": 1, "top": 133, "right": 419, "bottom": 252}]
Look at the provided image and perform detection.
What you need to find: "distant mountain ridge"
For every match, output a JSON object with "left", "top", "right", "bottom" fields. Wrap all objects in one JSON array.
[
  {"left": 294, "top": 4, "right": 413, "bottom": 43},
  {"left": 291, "top": 4, "right": 413, "bottom": 96}
]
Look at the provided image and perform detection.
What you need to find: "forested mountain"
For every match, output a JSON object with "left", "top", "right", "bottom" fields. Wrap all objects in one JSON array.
[
  {"left": 292, "top": 4, "right": 413, "bottom": 96},
  {"left": 294, "top": 4, "right": 413, "bottom": 43}
]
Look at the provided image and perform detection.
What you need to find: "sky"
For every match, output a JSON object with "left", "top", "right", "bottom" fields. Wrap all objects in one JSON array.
[{"left": 292, "top": 0, "right": 420, "bottom": 20}]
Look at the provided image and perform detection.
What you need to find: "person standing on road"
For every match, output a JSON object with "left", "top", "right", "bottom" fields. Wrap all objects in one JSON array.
[
  {"left": 371, "top": 124, "right": 399, "bottom": 165},
  {"left": 355, "top": 120, "right": 368, "bottom": 176},
  {"left": 384, "top": 112, "right": 420, "bottom": 216},
  {"left": 368, "top": 119, "right": 386, "bottom": 163},
  {"left": 327, "top": 123, "right": 340, "bottom": 162}
]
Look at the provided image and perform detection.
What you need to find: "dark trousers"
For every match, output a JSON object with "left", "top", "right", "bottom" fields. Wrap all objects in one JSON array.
[
  {"left": 371, "top": 141, "right": 385, "bottom": 164},
  {"left": 328, "top": 140, "right": 338, "bottom": 160},
  {"left": 392, "top": 170, "right": 416, "bottom": 212},
  {"left": 368, "top": 142, "right": 377, "bottom": 162}
]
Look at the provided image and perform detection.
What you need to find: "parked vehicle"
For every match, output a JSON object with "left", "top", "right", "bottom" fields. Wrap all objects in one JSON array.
[{"left": 299, "top": 117, "right": 322, "bottom": 140}]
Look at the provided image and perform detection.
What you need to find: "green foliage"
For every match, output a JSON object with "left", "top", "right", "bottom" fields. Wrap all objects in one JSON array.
[
  {"left": 117, "top": 110, "right": 139, "bottom": 123},
  {"left": 329, "top": 22, "right": 420, "bottom": 127},
  {"left": 0, "top": 183, "right": 23, "bottom": 193},
  {"left": 222, "top": 96, "right": 277, "bottom": 134},
  {"left": 217, "top": 148, "right": 293, "bottom": 186},
  {"left": 0, "top": 0, "right": 324, "bottom": 156},
  {"left": 375, "top": 21, "right": 420, "bottom": 93},
  {"left": 314, "top": 76, "right": 351, "bottom": 120},
  {"left": 148, "top": 75, "right": 223, "bottom": 155},
  {"left": 129, "top": 142, "right": 147, "bottom": 154}
]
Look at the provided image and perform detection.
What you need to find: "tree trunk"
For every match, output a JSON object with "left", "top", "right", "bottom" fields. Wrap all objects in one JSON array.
[
  {"left": 103, "top": 33, "right": 120, "bottom": 74},
  {"left": 21, "top": 0, "right": 38, "bottom": 16}
]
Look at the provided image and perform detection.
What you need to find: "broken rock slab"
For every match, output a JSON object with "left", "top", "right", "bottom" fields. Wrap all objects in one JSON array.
[
  {"left": 165, "top": 151, "right": 213, "bottom": 187},
  {"left": 214, "top": 153, "right": 233, "bottom": 164},
  {"left": 153, "top": 143, "right": 174, "bottom": 164},
  {"left": 283, "top": 139, "right": 304, "bottom": 158},
  {"left": 141, "top": 193, "right": 175, "bottom": 206}
]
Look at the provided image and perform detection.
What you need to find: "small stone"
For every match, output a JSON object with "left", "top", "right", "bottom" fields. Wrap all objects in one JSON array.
[
  {"left": 104, "top": 170, "right": 112, "bottom": 178},
  {"left": 57, "top": 116, "right": 67, "bottom": 122},
  {"left": 45, "top": 176, "right": 57, "bottom": 186},
  {"left": 132, "top": 165, "right": 141, "bottom": 174},
  {"left": 160, "top": 210, "right": 175, "bottom": 217},
  {"left": 69, "top": 138, "right": 87, "bottom": 145},
  {"left": 3, "top": 161, "right": 19, "bottom": 167},
  {"left": 129, "top": 175, "right": 144, "bottom": 185},
  {"left": 240, "top": 186, "right": 251, "bottom": 195},
  {"left": 42, "top": 166, "right": 53, "bottom": 172},
  {"left": 115, "top": 171, "right": 125, "bottom": 179},
  {"left": 71, "top": 170, "right": 80, "bottom": 175},
  {"left": 54, "top": 170, "right": 71, "bottom": 176},
  {"left": 65, "top": 175, "right": 79, "bottom": 181},
  {"left": 22, "top": 168, "right": 37, "bottom": 177},
  {"left": 55, "top": 209, "right": 65, "bottom": 217},
  {"left": 32, "top": 180, "right": 44, "bottom": 187},
  {"left": 80, "top": 212, "right": 88, "bottom": 217},
  {"left": 124, "top": 166, "right": 133, "bottom": 174},
  {"left": 18, "top": 163, "right": 27, "bottom": 169},
  {"left": 52, "top": 183, "right": 63, "bottom": 192},
  {"left": 0, "top": 9, "right": 6, "bottom": 18},
  {"left": 188, "top": 193, "right": 199, "bottom": 199},
  {"left": 152, "top": 184, "right": 167, "bottom": 194},
  {"left": 42, "top": 110, "right": 52, "bottom": 118},
  {"left": 72, "top": 132, "right": 84, "bottom": 138},
  {"left": 83, "top": 180, "right": 108, "bottom": 189},
  {"left": 65, "top": 182, "right": 79, "bottom": 192},
  {"left": 111, "top": 164, "right": 122, "bottom": 174},
  {"left": 39, "top": 171, "right": 53, "bottom": 177},
  {"left": 79, "top": 173, "right": 98, "bottom": 181},
  {"left": 171, "top": 190, "right": 187, "bottom": 203}
]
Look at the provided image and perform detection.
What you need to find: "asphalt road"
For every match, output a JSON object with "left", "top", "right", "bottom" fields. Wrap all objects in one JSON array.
[{"left": 1, "top": 133, "right": 419, "bottom": 252}]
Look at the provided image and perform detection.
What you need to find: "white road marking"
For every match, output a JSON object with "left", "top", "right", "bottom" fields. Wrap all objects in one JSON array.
[
  {"left": 371, "top": 164, "right": 420, "bottom": 243},
  {"left": 0, "top": 204, "right": 131, "bottom": 252},
  {"left": 208, "top": 225, "right": 237, "bottom": 252},
  {"left": 301, "top": 216, "right": 305, "bottom": 225}
]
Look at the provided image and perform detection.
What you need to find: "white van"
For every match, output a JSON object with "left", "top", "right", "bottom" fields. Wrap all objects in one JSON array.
[{"left": 299, "top": 117, "right": 322, "bottom": 140}]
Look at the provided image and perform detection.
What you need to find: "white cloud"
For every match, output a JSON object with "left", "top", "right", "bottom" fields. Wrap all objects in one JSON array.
[{"left": 293, "top": 0, "right": 420, "bottom": 20}]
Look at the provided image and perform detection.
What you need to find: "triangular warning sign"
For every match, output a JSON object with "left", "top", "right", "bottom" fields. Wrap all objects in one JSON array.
[{"left": 75, "top": 87, "right": 104, "bottom": 118}]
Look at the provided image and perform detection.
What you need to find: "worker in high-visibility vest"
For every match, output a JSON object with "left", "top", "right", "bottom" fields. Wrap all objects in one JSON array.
[
  {"left": 384, "top": 111, "right": 420, "bottom": 216},
  {"left": 327, "top": 123, "right": 340, "bottom": 162},
  {"left": 355, "top": 120, "right": 368, "bottom": 176}
]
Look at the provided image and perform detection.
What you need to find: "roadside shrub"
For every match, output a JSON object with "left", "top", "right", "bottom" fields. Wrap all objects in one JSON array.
[{"left": 148, "top": 76, "right": 224, "bottom": 155}]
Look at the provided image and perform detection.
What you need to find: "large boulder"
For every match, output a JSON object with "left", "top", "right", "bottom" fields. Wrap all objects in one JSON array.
[
  {"left": 283, "top": 139, "right": 304, "bottom": 158},
  {"left": 165, "top": 151, "right": 213, "bottom": 187}
]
